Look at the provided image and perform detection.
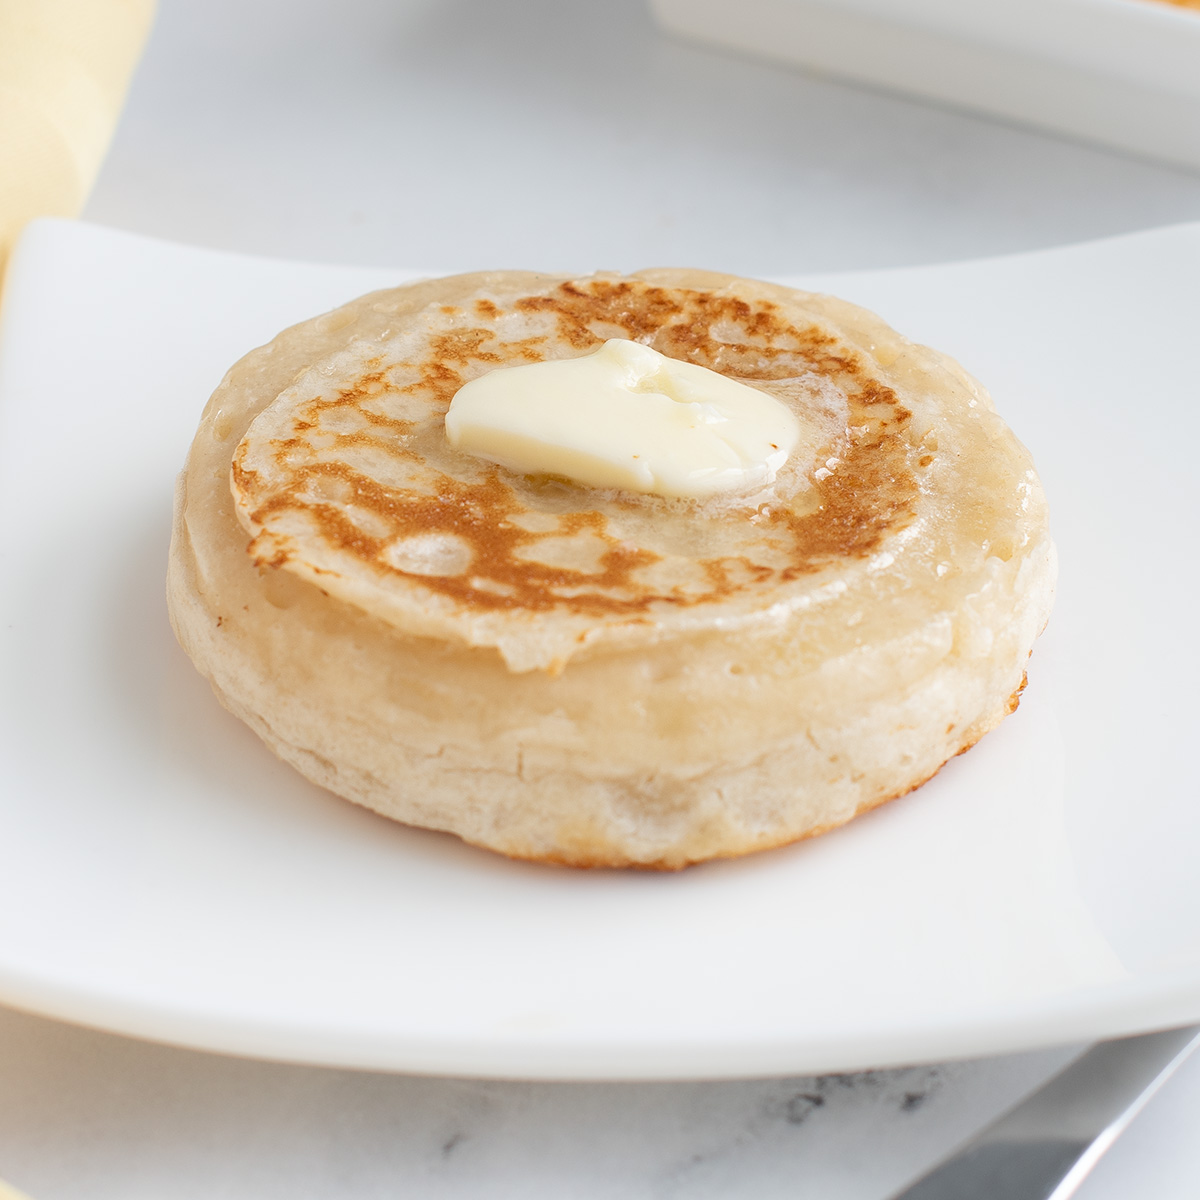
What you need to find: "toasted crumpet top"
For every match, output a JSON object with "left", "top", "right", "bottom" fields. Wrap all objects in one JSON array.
[{"left": 230, "top": 270, "right": 963, "bottom": 672}]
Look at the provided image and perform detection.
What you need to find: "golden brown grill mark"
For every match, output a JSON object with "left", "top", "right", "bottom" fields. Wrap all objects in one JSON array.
[
  {"left": 277, "top": 369, "right": 415, "bottom": 441},
  {"left": 236, "top": 278, "right": 919, "bottom": 617},
  {"left": 431, "top": 328, "right": 502, "bottom": 366}
]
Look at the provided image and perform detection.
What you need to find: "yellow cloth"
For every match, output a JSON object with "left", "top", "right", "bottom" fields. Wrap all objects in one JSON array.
[{"left": 0, "top": 0, "right": 155, "bottom": 275}]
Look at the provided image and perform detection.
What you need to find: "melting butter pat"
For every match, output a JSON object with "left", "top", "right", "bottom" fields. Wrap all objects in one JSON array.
[{"left": 444, "top": 339, "right": 801, "bottom": 498}]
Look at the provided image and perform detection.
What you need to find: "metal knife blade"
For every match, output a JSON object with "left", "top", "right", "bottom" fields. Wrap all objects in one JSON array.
[{"left": 888, "top": 1024, "right": 1200, "bottom": 1200}]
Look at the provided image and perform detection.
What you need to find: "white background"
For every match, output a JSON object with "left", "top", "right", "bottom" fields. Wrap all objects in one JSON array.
[{"left": 3, "top": 0, "right": 1200, "bottom": 1196}]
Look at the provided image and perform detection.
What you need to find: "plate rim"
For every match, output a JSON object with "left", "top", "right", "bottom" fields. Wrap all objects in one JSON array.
[{"left": 3, "top": 217, "right": 1200, "bottom": 1079}]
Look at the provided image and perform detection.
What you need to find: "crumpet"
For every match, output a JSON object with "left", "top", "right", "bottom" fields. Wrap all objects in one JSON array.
[{"left": 167, "top": 270, "right": 1055, "bottom": 868}]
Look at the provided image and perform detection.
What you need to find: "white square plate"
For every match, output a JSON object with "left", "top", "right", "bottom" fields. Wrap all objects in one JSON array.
[{"left": 0, "top": 218, "right": 1198, "bottom": 1079}]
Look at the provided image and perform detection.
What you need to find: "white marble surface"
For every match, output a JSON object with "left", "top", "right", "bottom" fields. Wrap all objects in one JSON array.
[
  {"left": 86, "top": 0, "right": 1200, "bottom": 275},
  {"left": 3, "top": 0, "right": 1200, "bottom": 1195},
  {"left": 3, "top": 1004, "right": 1200, "bottom": 1200}
]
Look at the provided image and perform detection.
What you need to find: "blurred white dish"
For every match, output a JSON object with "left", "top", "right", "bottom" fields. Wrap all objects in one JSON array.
[
  {"left": 0, "top": 218, "right": 1197, "bottom": 1080},
  {"left": 652, "top": 0, "right": 1200, "bottom": 171}
]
